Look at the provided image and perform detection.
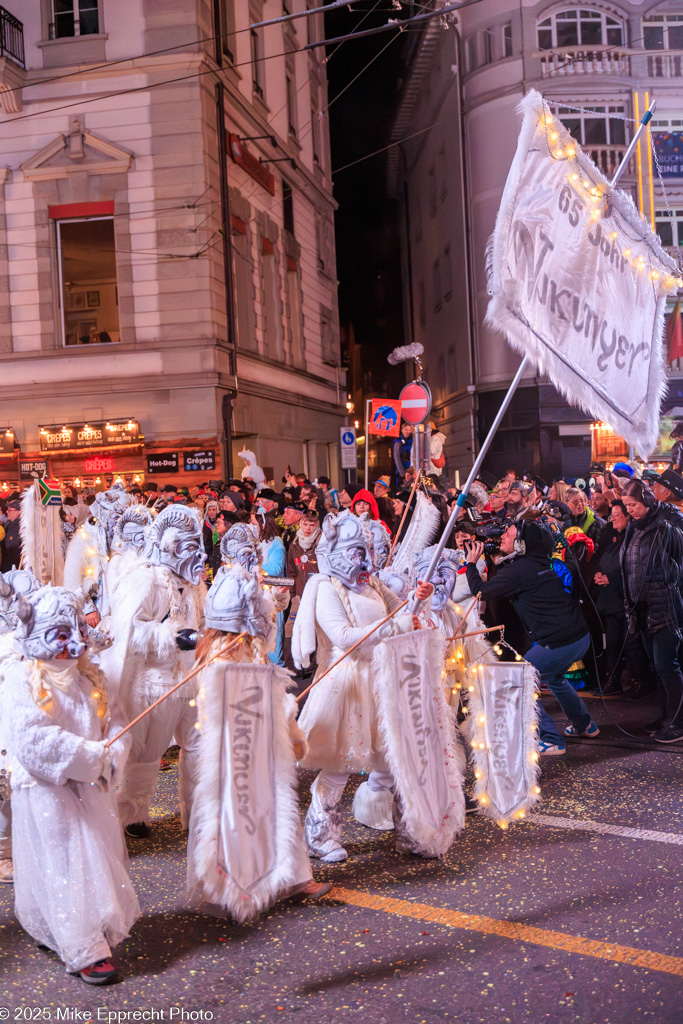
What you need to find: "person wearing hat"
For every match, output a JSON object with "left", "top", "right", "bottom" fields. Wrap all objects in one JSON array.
[
  {"left": 282, "top": 501, "right": 307, "bottom": 551},
  {"left": 373, "top": 476, "right": 391, "bottom": 500},
  {"left": 0, "top": 500, "right": 21, "bottom": 573},
  {"left": 219, "top": 489, "right": 245, "bottom": 514},
  {"left": 255, "top": 488, "right": 280, "bottom": 515},
  {"left": 652, "top": 468, "right": 683, "bottom": 511}
]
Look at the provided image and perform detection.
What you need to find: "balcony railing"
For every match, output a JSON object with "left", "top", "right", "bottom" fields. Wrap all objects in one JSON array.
[
  {"left": 536, "top": 45, "right": 683, "bottom": 80},
  {"left": 663, "top": 245, "right": 683, "bottom": 270},
  {"left": 585, "top": 145, "right": 634, "bottom": 179},
  {"left": 536, "top": 46, "right": 631, "bottom": 77},
  {"left": 0, "top": 6, "right": 24, "bottom": 69}
]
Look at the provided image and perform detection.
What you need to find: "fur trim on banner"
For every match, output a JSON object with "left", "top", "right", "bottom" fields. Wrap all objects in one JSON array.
[
  {"left": 189, "top": 663, "right": 306, "bottom": 922},
  {"left": 373, "top": 630, "right": 466, "bottom": 857},
  {"left": 464, "top": 654, "right": 541, "bottom": 827},
  {"left": 485, "top": 89, "right": 676, "bottom": 460},
  {"left": 391, "top": 492, "right": 442, "bottom": 579}
]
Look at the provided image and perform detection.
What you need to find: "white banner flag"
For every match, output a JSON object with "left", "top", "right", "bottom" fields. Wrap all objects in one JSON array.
[
  {"left": 188, "top": 662, "right": 307, "bottom": 922},
  {"left": 465, "top": 659, "right": 541, "bottom": 825},
  {"left": 487, "top": 90, "right": 681, "bottom": 457},
  {"left": 373, "top": 629, "right": 465, "bottom": 857}
]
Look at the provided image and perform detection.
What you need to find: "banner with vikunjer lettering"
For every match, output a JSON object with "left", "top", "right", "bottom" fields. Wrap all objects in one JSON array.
[
  {"left": 188, "top": 662, "right": 308, "bottom": 921},
  {"left": 373, "top": 629, "right": 465, "bottom": 857},
  {"left": 487, "top": 89, "right": 681, "bottom": 458}
]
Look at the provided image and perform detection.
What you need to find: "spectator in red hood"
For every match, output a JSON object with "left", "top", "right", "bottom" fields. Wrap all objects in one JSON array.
[{"left": 351, "top": 488, "right": 391, "bottom": 535}]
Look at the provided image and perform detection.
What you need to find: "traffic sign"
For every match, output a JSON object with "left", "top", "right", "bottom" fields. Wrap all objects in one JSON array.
[
  {"left": 339, "top": 426, "right": 357, "bottom": 470},
  {"left": 400, "top": 381, "right": 432, "bottom": 425}
]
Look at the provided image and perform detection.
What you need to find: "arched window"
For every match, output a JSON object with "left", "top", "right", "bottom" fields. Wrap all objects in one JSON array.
[{"left": 537, "top": 8, "right": 624, "bottom": 50}]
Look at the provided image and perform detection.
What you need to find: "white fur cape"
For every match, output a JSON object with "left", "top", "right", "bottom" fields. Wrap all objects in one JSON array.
[
  {"left": 188, "top": 661, "right": 307, "bottom": 921},
  {"left": 372, "top": 629, "right": 466, "bottom": 857}
]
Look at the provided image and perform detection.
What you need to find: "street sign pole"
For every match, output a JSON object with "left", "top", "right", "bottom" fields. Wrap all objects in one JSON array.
[{"left": 364, "top": 398, "right": 371, "bottom": 488}]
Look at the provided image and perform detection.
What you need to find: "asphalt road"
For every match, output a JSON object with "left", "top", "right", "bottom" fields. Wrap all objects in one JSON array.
[{"left": 0, "top": 692, "right": 681, "bottom": 1024}]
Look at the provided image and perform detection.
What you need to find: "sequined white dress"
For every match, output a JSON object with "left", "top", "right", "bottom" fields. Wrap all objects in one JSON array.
[{"left": 1, "top": 656, "right": 139, "bottom": 973}]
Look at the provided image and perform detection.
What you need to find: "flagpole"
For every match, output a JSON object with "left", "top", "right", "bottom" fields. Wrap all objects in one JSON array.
[{"left": 409, "top": 100, "right": 658, "bottom": 614}]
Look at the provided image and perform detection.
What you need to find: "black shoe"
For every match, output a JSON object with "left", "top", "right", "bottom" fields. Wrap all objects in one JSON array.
[
  {"left": 125, "top": 822, "right": 151, "bottom": 839},
  {"left": 653, "top": 725, "right": 683, "bottom": 745},
  {"left": 465, "top": 795, "right": 479, "bottom": 815},
  {"left": 643, "top": 719, "right": 664, "bottom": 736},
  {"left": 623, "top": 685, "right": 655, "bottom": 702}
]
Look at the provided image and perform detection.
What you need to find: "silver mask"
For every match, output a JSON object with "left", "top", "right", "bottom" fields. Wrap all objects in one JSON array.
[
  {"left": 92, "top": 482, "right": 134, "bottom": 544},
  {"left": 359, "top": 513, "right": 391, "bottom": 570},
  {"left": 0, "top": 569, "right": 41, "bottom": 634},
  {"left": 14, "top": 586, "right": 88, "bottom": 660},
  {"left": 220, "top": 523, "right": 262, "bottom": 575},
  {"left": 316, "top": 511, "right": 373, "bottom": 586},
  {"left": 204, "top": 564, "right": 275, "bottom": 647},
  {"left": 412, "top": 547, "right": 459, "bottom": 612},
  {"left": 143, "top": 505, "right": 206, "bottom": 584},
  {"left": 113, "top": 506, "right": 152, "bottom": 555}
]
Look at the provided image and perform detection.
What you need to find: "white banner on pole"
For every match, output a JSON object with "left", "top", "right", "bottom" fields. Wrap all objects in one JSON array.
[
  {"left": 487, "top": 90, "right": 681, "bottom": 458},
  {"left": 373, "top": 629, "right": 465, "bottom": 857}
]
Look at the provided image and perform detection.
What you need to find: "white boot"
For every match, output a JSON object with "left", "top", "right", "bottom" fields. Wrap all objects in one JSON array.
[
  {"left": 352, "top": 781, "right": 394, "bottom": 831},
  {"left": 305, "top": 772, "right": 348, "bottom": 863}
]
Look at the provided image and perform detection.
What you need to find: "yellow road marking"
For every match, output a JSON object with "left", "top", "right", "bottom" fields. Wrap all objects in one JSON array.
[{"left": 329, "top": 886, "right": 683, "bottom": 978}]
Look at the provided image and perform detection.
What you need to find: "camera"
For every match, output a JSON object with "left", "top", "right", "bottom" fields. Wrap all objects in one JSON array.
[{"left": 465, "top": 509, "right": 509, "bottom": 554}]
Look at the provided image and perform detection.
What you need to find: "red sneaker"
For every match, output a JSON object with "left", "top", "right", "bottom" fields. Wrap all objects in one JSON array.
[
  {"left": 159, "top": 759, "right": 172, "bottom": 772},
  {"left": 76, "top": 959, "right": 118, "bottom": 985}
]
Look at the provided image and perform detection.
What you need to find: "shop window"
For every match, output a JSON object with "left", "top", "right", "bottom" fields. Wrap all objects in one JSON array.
[
  {"left": 643, "top": 13, "right": 683, "bottom": 51},
  {"left": 537, "top": 9, "right": 623, "bottom": 50},
  {"left": 56, "top": 216, "right": 119, "bottom": 346},
  {"left": 655, "top": 208, "right": 683, "bottom": 248},
  {"left": 51, "top": 0, "right": 99, "bottom": 39}
]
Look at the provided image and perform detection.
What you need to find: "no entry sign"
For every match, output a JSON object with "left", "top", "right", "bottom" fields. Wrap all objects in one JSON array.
[{"left": 400, "top": 381, "right": 432, "bottom": 425}]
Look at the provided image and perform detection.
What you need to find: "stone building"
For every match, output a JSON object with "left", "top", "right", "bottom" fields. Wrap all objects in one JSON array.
[
  {"left": 391, "top": 0, "right": 683, "bottom": 480},
  {"left": 0, "top": 1, "right": 344, "bottom": 491}
]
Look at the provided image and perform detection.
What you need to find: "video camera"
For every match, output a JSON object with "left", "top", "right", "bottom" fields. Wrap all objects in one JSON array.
[{"left": 465, "top": 509, "right": 510, "bottom": 554}]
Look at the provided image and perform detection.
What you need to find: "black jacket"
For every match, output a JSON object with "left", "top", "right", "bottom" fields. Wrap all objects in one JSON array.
[
  {"left": 620, "top": 504, "right": 683, "bottom": 635},
  {"left": 1, "top": 519, "right": 22, "bottom": 573},
  {"left": 466, "top": 551, "right": 588, "bottom": 649},
  {"left": 591, "top": 526, "right": 626, "bottom": 617}
]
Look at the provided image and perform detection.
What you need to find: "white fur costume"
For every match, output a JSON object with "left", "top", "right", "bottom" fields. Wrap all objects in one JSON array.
[
  {"left": 98, "top": 506, "right": 206, "bottom": 828},
  {"left": 63, "top": 484, "right": 133, "bottom": 619},
  {"left": 0, "top": 588, "right": 139, "bottom": 973},
  {"left": 292, "top": 513, "right": 414, "bottom": 862}
]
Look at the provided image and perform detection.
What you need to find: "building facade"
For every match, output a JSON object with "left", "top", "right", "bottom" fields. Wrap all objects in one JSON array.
[
  {"left": 0, "top": 1, "right": 344, "bottom": 492},
  {"left": 391, "top": 0, "right": 683, "bottom": 481}
]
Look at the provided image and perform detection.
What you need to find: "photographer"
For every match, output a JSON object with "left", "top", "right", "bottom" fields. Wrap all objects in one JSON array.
[{"left": 465, "top": 518, "right": 599, "bottom": 756}]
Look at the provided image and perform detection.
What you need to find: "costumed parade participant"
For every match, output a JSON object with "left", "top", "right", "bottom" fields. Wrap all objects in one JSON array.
[
  {"left": 105, "top": 504, "right": 153, "bottom": 600},
  {"left": 412, "top": 547, "right": 465, "bottom": 701},
  {"left": 63, "top": 483, "right": 133, "bottom": 627},
  {"left": 0, "top": 568, "right": 41, "bottom": 884},
  {"left": 292, "top": 510, "right": 462, "bottom": 861},
  {"left": 187, "top": 563, "right": 332, "bottom": 921},
  {"left": 0, "top": 586, "right": 139, "bottom": 984},
  {"left": 99, "top": 505, "right": 206, "bottom": 837}
]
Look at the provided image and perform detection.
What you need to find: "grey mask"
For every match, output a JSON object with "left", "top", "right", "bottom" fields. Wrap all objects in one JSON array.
[
  {"left": 14, "top": 586, "right": 88, "bottom": 660},
  {"left": 220, "top": 523, "right": 262, "bottom": 575},
  {"left": 143, "top": 505, "right": 206, "bottom": 584},
  {"left": 413, "top": 548, "right": 458, "bottom": 612},
  {"left": 316, "top": 511, "right": 373, "bottom": 586}
]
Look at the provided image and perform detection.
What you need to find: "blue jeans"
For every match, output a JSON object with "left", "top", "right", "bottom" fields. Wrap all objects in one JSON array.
[{"left": 525, "top": 633, "right": 592, "bottom": 747}]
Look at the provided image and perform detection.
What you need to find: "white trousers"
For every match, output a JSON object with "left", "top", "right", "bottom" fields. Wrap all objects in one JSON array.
[
  {"left": 116, "top": 696, "right": 201, "bottom": 827},
  {"left": 0, "top": 799, "right": 10, "bottom": 859}
]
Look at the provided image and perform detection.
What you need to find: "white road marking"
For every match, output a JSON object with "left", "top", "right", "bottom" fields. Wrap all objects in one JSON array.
[{"left": 527, "top": 813, "right": 683, "bottom": 846}]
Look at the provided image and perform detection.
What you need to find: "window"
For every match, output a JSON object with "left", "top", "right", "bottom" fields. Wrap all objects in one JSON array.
[
  {"left": 57, "top": 217, "right": 119, "bottom": 346},
  {"left": 655, "top": 209, "right": 683, "bottom": 249},
  {"left": 286, "top": 260, "right": 304, "bottom": 367},
  {"left": 251, "top": 29, "right": 264, "bottom": 98},
  {"left": 231, "top": 213, "right": 257, "bottom": 352},
  {"left": 283, "top": 183, "right": 295, "bottom": 236},
  {"left": 286, "top": 64, "right": 297, "bottom": 136},
  {"left": 260, "top": 239, "right": 284, "bottom": 361},
  {"left": 311, "top": 104, "right": 322, "bottom": 164},
  {"left": 213, "top": 0, "right": 236, "bottom": 64},
  {"left": 503, "top": 22, "right": 513, "bottom": 58},
  {"left": 52, "top": 0, "right": 99, "bottom": 38},
  {"left": 320, "top": 306, "right": 337, "bottom": 365},
  {"left": 552, "top": 104, "right": 626, "bottom": 146},
  {"left": 433, "top": 259, "right": 441, "bottom": 312},
  {"left": 643, "top": 14, "right": 683, "bottom": 51},
  {"left": 537, "top": 9, "right": 623, "bottom": 50}
]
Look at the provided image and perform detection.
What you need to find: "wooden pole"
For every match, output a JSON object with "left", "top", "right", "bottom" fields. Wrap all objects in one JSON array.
[
  {"left": 105, "top": 631, "right": 248, "bottom": 748},
  {"left": 296, "top": 599, "right": 409, "bottom": 704},
  {"left": 385, "top": 472, "right": 421, "bottom": 567},
  {"left": 446, "top": 624, "right": 502, "bottom": 643},
  {"left": 450, "top": 592, "right": 480, "bottom": 640}
]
